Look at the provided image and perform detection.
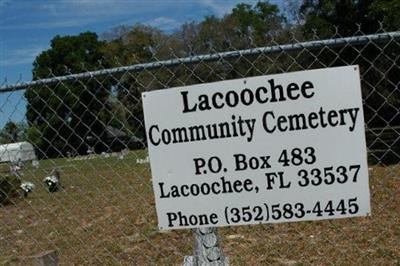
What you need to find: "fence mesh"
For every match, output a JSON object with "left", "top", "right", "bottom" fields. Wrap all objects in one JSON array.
[{"left": 1, "top": 27, "right": 399, "bottom": 265}]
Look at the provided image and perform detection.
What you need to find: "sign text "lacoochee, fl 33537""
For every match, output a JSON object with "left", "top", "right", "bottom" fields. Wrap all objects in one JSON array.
[{"left": 142, "top": 65, "right": 371, "bottom": 230}]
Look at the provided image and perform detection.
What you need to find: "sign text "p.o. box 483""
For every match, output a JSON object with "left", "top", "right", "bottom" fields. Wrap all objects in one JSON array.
[{"left": 142, "top": 66, "right": 371, "bottom": 230}]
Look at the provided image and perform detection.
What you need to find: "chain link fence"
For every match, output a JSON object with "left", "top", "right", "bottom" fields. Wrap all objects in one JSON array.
[{"left": 1, "top": 27, "right": 399, "bottom": 265}]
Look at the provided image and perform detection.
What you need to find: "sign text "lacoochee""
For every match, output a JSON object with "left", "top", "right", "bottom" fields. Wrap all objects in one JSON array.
[{"left": 147, "top": 79, "right": 360, "bottom": 147}]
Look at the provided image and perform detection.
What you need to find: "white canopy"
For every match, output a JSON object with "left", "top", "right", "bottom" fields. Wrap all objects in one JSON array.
[{"left": 0, "top": 142, "right": 37, "bottom": 163}]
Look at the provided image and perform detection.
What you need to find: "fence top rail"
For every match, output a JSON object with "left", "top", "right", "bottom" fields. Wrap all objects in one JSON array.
[{"left": 1, "top": 31, "right": 400, "bottom": 93}]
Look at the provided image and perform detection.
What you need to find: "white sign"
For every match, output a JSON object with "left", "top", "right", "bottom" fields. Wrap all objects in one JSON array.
[{"left": 142, "top": 65, "right": 371, "bottom": 230}]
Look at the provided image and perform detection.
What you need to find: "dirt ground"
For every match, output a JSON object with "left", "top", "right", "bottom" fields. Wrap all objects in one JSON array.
[{"left": 0, "top": 152, "right": 399, "bottom": 265}]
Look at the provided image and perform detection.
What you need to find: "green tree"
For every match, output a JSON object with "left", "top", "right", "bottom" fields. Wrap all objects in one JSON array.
[
  {"left": 0, "top": 121, "right": 26, "bottom": 144},
  {"left": 169, "top": 1, "right": 288, "bottom": 84},
  {"left": 299, "top": 0, "right": 400, "bottom": 38},
  {"left": 230, "top": 1, "right": 286, "bottom": 45},
  {"left": 370, "top": 0, "right": 400, "bottom": 31},
  {"left": 98, "top": 2, "right": 287, "bottom": 143},
  {"left": 183, "top": 1, "right": 286, "bottom": 53},
  {"left": 101, "top": 1, "right": 287, "bottom": 116},
  {"left": 25, "top": 32, "right": 112, "bottom": 158},
  {"left": 298, "top": 0, "right": 400, "bottom": 127},
  {"left": 101, "top": 25, "right": 166, "bottom": 143},
  {"left": 103, "top": 24, "right": 162, "bottom": 66},
  {"left": 299, "top": 0, "right": 400, "bottom": 164}
]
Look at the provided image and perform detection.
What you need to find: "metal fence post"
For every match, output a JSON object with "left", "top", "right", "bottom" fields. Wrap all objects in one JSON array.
[
  {"left": 30, "top": 250, "right": 59, "bottom": 266},
  {"left": 184, "top": 227, "right": 229, "bottom": 266}
]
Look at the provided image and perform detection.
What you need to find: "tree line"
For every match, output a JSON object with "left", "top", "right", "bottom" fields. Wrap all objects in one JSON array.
[{"left": 4, "top": 0, "right": 398, "bottom": 161}]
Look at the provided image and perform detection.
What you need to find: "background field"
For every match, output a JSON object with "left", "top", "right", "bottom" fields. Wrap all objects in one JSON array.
[{"left": 0, "top": 150, "right": 399, "bottom": 265}]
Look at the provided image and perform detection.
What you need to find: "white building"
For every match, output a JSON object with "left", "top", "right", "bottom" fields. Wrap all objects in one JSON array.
[{"left": 0, "top": 142, "right": 37, "bottom": 163}]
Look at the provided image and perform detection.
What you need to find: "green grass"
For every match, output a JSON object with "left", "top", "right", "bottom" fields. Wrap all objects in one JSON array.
[{"left": 0, "top": 151, "right": 399, "bottom": 265}]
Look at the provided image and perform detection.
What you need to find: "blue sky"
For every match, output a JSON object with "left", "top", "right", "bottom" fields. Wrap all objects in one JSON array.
[{"left": 0, "top": 0, "right": 285, "bottom": 127}]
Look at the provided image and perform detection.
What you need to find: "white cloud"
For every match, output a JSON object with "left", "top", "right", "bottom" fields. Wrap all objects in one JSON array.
[
  {"left": 0, "top": 18, "right": 98, "bottom": 30},
  {"left": 1, "top": 0, "right": 183, "bottom": 30},
  {"left": 1, "top": 0, "right": 263, "bottom": 31},
  {"left": 0, "top": 0, "right": 10, "bottom": 7},
  {"left": 198, "top": 0, "right": 257, "bottom": 17},
  {"left": 199, "top": 0, "right": 231, "bottom": 16},
  {"left": 51, "top": 0, "right": 173, "bottom": 17},
  {"left": 146, "top": 17, "right": 181, "bottom": 32},
  {"left": 0, "top": 46, "right": 47, "bottom": 66}
]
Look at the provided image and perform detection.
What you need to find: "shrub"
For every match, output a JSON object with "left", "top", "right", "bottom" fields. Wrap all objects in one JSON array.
[{"left": 0, "top": 174, "right": 21, "bottom": 205}]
